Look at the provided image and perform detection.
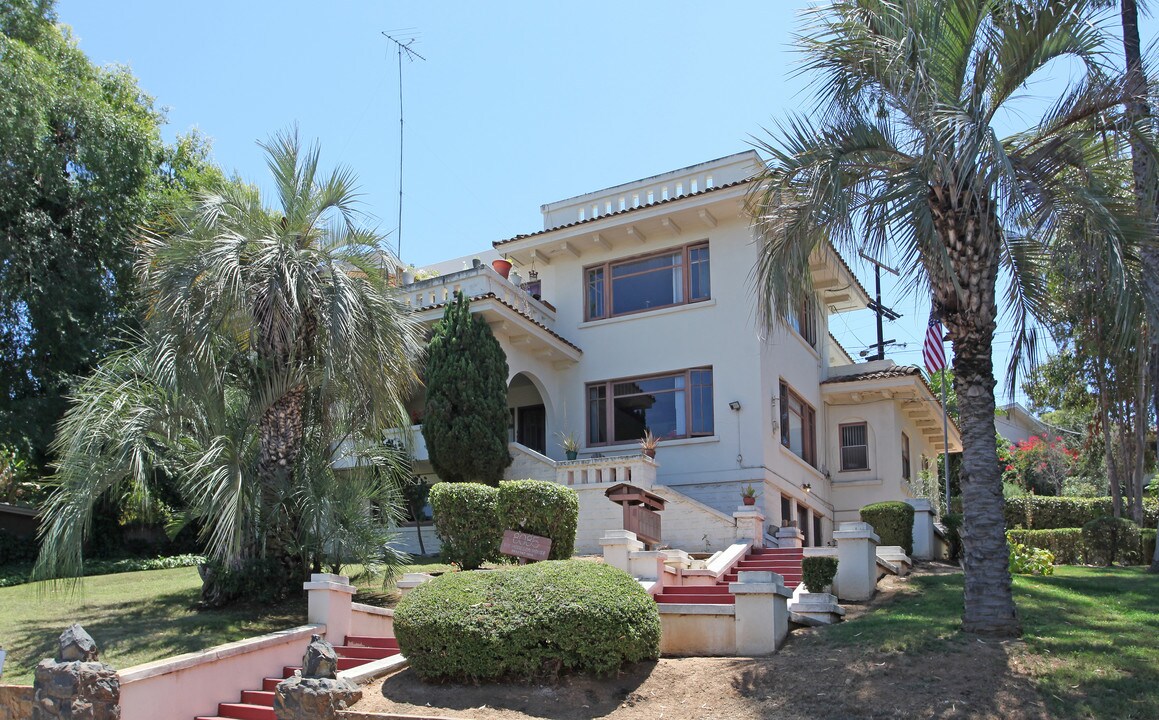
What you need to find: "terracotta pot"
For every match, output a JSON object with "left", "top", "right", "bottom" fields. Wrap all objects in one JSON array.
[
  {"left": 643, "top": 448, "right": 656, "bottom": 459},
  {"left": 742, "top": 496, "right": 756, "bottom": 506},
  {"left": 492, "top": 259, "right": 513, "bottom": 278}
]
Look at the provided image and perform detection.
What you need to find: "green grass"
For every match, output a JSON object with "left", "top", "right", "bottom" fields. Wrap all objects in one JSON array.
[
  {"left": 819, "top": 567, "right": 1159, "bottom": 719},
  {"left": 0, "top": 566, "right": 305, "bottom": 685}
]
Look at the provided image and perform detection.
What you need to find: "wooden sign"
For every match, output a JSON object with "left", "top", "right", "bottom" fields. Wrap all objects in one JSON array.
[{"left": 500, "top": 530, "right": 552, "bottom": 562}]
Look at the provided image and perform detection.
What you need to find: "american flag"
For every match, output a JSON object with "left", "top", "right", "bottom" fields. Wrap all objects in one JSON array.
[{"left": 923, "top": 309, "right": 947, "bottom": 374}]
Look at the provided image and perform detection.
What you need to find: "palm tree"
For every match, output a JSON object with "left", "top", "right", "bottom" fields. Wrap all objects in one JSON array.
[
  {"left": 35, "top": 128, "right": 423, "bottom": 601},
  {"left": 749, "top": 0, "right": 1148, "bottom": 635}
]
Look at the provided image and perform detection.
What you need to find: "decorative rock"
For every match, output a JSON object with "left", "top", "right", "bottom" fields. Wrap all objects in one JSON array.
[
  {"left": 274, "top": 676, "right": 361, "bottom": 720},
  {"left": 32, "top": 657, "right": 119, "bottom": 720},
  {"left": 789, "top": 591, "right": 847, "bottom": 626},
  {"left": 0, "top": 684, "right": 35, "bottom": 720},
  {"left": 57, "top": 625, "right": 98, "bottom": 663},
  {"left": 302, "top": 635, "right": 337, "bottom": 679}
]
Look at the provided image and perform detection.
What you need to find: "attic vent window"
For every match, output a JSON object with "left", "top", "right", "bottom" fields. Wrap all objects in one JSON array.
[
  {"left": 619, "top": 197, "right": 626, "bottom": 211},
  {"left": 676, "top": 182, "right": 683, "bottom": 196},
  {"left": 647, "top": 190, "right": 654, "bottom": 204},
  {"left": 579, "top": 208, "right": 586, "bottom": 221},
  {"left": 605, "top": 201, "right": 612, "bottom": 215},
  {"left": 691, "top": 179, "right": 699, "bottom": 193},
  {"left": 592, "top": 204, "right": 599, "bottom": 218},
  {"left": 632, "top": 193, "right": 640, "bottom": 208},
  {"left": 706, "top": 175, "right": 714, "bottom": 188},
  {"left": 661, "top": 186, "right": 669, "bottom": 201}
]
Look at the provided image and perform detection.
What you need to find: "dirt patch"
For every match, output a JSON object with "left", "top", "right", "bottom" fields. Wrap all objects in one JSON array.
[{"left": 351, "top": 567, "right": 1050, "bottom": 720}]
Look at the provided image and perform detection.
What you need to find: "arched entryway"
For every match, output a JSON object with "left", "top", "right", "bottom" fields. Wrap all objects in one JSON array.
[{"left": 508, "top": 372, "right": 548, "bottom": 455}]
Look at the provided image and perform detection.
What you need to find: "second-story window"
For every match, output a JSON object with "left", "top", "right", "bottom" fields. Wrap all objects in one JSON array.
[
  {"left": 787, "top": 292, "right": 818, "bottom": 348},
  {"left": 587, "top": 367, "right": 714, "bottom": 445},
  {"left": 840, "top": 422, "right": 869, "bottom": 471},
  {"left": 780, "top": 381, "right": 817, "bottom": 467},
  {"left": 584, "top": 242, "right": 710, "bottom": 321}
]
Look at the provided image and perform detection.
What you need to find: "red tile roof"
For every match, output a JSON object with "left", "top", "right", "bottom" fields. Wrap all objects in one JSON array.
[
  {"left": 415, "top": 292, "right": 582, "bottom": 354},
  {"left": 821, "top": 365, "right": 923, "bottom": 384}
]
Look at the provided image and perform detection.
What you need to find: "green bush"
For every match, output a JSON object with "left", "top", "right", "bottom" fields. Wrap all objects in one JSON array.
[
  {"left": 1142, "top": 529, "right": 1156, "bottom": 565},
  {"left": 497, "top": 480, "right": 578, "bottom": 560},
  {"left": 1006, "top": 528, "right": 1085, "bottom": 565},
  {"left": 0, "top": 553, "right": 207, "bottom": 589},
  {"left": 941, "top": 513, "right": 963, "bottom": 561},
  {"left": 860, "top": 501, "right": 915, "bottom": 555},
  {"left": 0, "top": 528, "right": 37, "bottom": 565},
  {"left": 429, "top": 482, "right": 501, "bottom": 570},
  {"left": 1082, "top": 516, "right": 1141, "bottom": 566},
  {"left": 1008, "top": 542, "right": 1055, "bottom": 575},
  {"left": 1005, "top": 496, "right": 1158, "bottom": 530},
  {"left": 394, "top": 560, "right": 660, "bottom": 682},
  {"left": 801, "top": 556, "right": 838, "bottom": 593}
]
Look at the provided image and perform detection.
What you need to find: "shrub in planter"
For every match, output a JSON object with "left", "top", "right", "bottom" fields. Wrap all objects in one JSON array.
[
  {"left": 497, "top": 479, "right": 578, "bottom": 560},
  {"left": 1082, "top": 516, "right": 1141, "bottom": 566},
  {"left": 1005, "top": 528, "right": 1085, "bottom": 565},
  {"left": 394, "top": 560, "right": 660, "bottom": 682},
  {"left": 1008, "top": 542, "right": 1055, "bottom": 575},
  {"left": 801, "top": 556, "right": 838, "bottom": 593},
  {"left": 428, "top": 482, "right": 501, "bottom": 570},
  {"left": 859, "top": 501, "right": 915, "bottom": 556}
]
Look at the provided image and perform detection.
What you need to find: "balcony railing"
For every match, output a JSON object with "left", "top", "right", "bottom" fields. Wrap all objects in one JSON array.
[
  {"left": 556, "top": 454, "right": 657, "bottom": 488},
  {"left": 404, "top": 265, "right": 556, "bottom": 328}
]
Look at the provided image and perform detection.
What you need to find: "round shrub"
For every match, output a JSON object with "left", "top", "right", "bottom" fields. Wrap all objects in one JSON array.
[
  {"left": 1008, "top": 542, "right": 1055, "bottom": 575},
  {"left": 497, "top": 479, "right": 579, "bottom": 560},
  {"left": 429, "top": 482, "right": 501, "bottom": 570},
  {"left": 801, "top": 556, "right": 838, "bottom": 593},
  {"left": 860, "top": 501, "right": 915, "bottom": 556},
  {"left": 395, "top": 560, "right": 660, "bottom": 682},
  {"left": 1082, "top": 516, "right": 1141, "bottom": 566}
]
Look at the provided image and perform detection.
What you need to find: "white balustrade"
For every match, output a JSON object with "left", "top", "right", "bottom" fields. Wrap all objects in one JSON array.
[{"left": 557, "top": 454, "right": 657, "bottom": 488}]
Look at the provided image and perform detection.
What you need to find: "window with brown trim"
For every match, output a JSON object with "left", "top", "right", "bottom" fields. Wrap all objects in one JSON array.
[
  {"left": 779, "top": 381, "right": 817, "bottom": 466},
  {"left": 901, "top": 432, "right": 912, "bottom": 481},
  {"left": 787, "top": 292, "right": 818, "bottom": 347},
  {"left": 840, "top": 422, "right": 869, "bottom": 471},
  {"left": 584, "top": 242, "right": 710, "bottom": 321},
  {"left": 586, "top": 367, "right": 714, "bottom": 446}
]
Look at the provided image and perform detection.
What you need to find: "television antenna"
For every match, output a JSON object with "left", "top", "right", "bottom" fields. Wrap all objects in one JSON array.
[
  {"left": 858, "top": 252, "right": 902, "bottom": 361},
  {"left": 382, "top": 29, "right": 426, "bottom": 263}
]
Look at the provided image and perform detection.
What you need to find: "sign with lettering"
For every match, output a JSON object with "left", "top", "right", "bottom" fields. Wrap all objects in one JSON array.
[{"left": 500, "top": 530, "right": 553, "bottom": 562}]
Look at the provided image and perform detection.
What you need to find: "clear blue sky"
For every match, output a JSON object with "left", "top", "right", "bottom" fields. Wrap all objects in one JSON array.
[{"left": 55, "top": 1, "right": 1158, "bottom": 405}]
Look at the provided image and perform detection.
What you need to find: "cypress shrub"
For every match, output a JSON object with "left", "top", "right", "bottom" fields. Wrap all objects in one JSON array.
[
  {"left": 394, "top": 560, "right": 660, "bottom": 682},
  {"left": 497, "top": 479, "right": 579, "bottom": 560},
  {"left": 860, "top": 501, "right": 915, "bottom": 555},
  {"left": 1005, "top": 528, "right": 1085, "bottom": 565},
  {"left": 422, "top": 291, "right": 512, "bottom": 485},
  {"left": 428, "top": 482, "right": 501, "bottom": 570},
  {"left": 801, "top": 556, "right": 839, "bottom": 593},
  {"left": 1004, "top": 496, "right": 1158, "bottom": 530},
  {"left": 1082, "top": 516, "right": 1141, "bottom": 566}
]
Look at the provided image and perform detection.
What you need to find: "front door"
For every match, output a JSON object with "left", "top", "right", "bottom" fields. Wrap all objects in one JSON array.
[
  {"left": 798, "top": 503, "right": 810, "bottom": 546},
  {"left": 517, "top": 404, "right": 547, "bottom": 455}
]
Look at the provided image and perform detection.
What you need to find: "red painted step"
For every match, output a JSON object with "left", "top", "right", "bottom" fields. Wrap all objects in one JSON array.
[
  {"left": 195, "top": 634, "right": 401, "bottom": 720},
  {"left": 652, "top": 547, "right": 804, "bottom": 605}
]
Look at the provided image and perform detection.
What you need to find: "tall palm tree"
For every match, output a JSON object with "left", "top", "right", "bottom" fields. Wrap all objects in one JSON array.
[
  {"left": 750, "top": 0, "right": 1148, "bottom": 635},
  {"left": 35, "top": 129, "right": 423, "bottom": 600}
]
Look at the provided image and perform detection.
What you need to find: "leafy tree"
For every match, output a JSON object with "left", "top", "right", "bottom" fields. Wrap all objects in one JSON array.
[
  {"left": 0, "top": 1, "right": 163, "bottom": 470},
  {"left": 35, "top": 129, "right": 423, "bottom": 603},
  {"left": 422, "top": 292, "right": 511, "bottom": 485},
  {"left": 750, "top": 0, "right": 1149, "bottom": 636}
]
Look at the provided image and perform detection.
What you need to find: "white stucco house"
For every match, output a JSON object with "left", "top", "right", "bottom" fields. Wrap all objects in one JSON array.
[{"left": 395, "top": 152, "right": 960, "bottom": 554}]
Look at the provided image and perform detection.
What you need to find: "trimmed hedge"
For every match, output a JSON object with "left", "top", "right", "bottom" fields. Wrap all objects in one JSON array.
[
  {"left": 802, "top": 556, "right": 838, "bottom": 593},
  {"left": 1143, "top": 529, "right": 1157, "bottom": 565},
  {"left": 1083, "top": 516, "right": 1141, "bottom": 566},
  {"left": 497, "top": 480, "right": 579, "bottom": 560},
  {"left": 860, "top": 501, "right": 915, "bottom": 556},
  {"left": 429, "top": 482, "right": 501, "bottom": 570},
  {"left": 1005, "top": 496, "right": 1158, "bottom": 531},
  {"left": 1005, "top": 529, "right": 1085, "bottom": 565},
  {"left": 394, "top": 560, "right": 660, "bottom": 682}
]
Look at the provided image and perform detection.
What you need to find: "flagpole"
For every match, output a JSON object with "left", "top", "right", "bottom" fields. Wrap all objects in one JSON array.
[{"left": 941, "top": 375, "right": 951, "bottom": 516}]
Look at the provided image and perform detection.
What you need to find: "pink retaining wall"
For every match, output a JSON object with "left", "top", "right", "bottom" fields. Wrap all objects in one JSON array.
[
  {"left": 349, "top": 602, "right": 394, "bottom": 638},
  {"left": 118, "top": 624, "right": 322, "bottom": 720}
]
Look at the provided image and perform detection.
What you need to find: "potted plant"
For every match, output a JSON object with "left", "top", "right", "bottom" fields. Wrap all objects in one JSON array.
[
  {"left": 741, "top": 483, "right": 759, "bottom": 506},
  {"left": 639, "top": 430, "right": 659, "bottom": 459},
  {"left": 556, "top": 431, "right": 580, "bottom": 461},
  {"left": 401, "top": 264, "right": 416, "bottom": 285},
  {"left": 491, "top": 254, "right": 512, "bottom": 279}
]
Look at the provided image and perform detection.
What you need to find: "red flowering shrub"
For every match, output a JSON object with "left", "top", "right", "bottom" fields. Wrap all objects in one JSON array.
[{"left": 1002, "top": 434, "right": 1079, "bottom": 496}]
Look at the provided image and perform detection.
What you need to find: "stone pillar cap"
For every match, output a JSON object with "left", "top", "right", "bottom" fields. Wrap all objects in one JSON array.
[
  {"left": 303, "top": 574, "right": 356, "bottom": 594},
  {"left": 906, "top": 498, "right": 934, "bottom": 512},
  {"left": 833, "top": 522, "right": 880, "bottom": 543},
  {"left": 599, "top": 529, "right": 640, "bottom": 545},
  {"left": 733, "top": 507, "right": 766, "bottom": 520}
]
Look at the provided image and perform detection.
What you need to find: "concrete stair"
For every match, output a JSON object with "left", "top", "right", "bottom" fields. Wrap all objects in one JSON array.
[
  {"left": 652, "top": 547, "right": 803, "bottom": 605},
  {"left": 194, "top": 635, "right": 399, "bottom": 720}
]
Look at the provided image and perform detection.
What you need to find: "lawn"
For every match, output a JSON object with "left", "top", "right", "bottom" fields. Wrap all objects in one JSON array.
[{"left": 0, "top": 559, "right": 453, "bottom": 685}]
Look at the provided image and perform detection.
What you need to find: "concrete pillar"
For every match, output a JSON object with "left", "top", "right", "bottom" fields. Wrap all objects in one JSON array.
[
  {"left": 832, "top": 522, "right": 879, "bottom": 602},
  {"left": 729, "top": 571, "right": 793, "bottom": 655},
  {"left": 906, "top": 498, "right": 935, "bottom": 560},
  {"left": 628, "top": 550, "right": 669, "bottom": 582},
  {"left": 304, "top": 574, "right": 356, "bottom": 645},
  {"left": 733, "top": 507, "right": 767, "bottom": 547},
  {"left": 775, "top": 526, "right": 804, "bottom": 549},
  {"left": 600, "top": 529, "right": 644, "bottom": 573}
]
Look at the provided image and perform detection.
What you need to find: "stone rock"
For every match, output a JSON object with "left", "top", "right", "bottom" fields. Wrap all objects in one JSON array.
[
  {"left": 302, "top": 635, "right": 337, "bottom": 679},
  {"left": 274, "top": 676, "right": 361, "bottom": 720},
  {"left": 0, "top": 684, "right": 35, "bottom": 720},
  {"left": 57, "top": 625, "right": 98, "bottom": 663},
  {"left": 32, "top": 659, "right": 119, "bottom": 720}
]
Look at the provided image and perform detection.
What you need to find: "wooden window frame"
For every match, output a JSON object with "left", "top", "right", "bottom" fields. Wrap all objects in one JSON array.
[
  {"left": 788, "top": 292, "right": 818, "bottom": 348},
  {"left": 779, "top": 381, "right": 817, "bottom": 467},
  {"left": 839, "top": 421, "right": 870, "bottom": 471},
  {"left": 901, "top": 432, "right": 912, "bottom": 481},
  {"left": 583, "top": 241, "right": 710, "bottom": 321},
  {"left": 585, "top": 367, "right": 714, "bottom": 447}
]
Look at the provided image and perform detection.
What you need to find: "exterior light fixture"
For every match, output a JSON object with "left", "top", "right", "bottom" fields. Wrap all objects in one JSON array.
[
  {"left": 802, "top": 483, "right": 812, "bottom": 493},
  {"left": 729, "top": 400, "right": 742, "bottom": 411}
]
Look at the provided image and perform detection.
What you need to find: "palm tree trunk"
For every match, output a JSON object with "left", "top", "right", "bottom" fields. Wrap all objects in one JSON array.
[
  {"left": 256, "top": 383, "right": 309, "bottom": 590},
  {"left": 931, "top": 192, "right": 1019, "bottom": 637}
]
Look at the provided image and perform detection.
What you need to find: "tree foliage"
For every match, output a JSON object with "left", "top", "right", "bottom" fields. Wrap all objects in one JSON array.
[
  {"left": 0, "top": 1, "right": 163, "bottom": 469},
  {"left": 422, "top": 291, "right": 511, "bottom": 485}
]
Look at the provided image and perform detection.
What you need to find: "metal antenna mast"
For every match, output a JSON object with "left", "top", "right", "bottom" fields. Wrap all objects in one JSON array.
[
  {"left": 858, "top": 252, "right": 902, "bottom": 361},
  {"left": 382, "top": 29, "right": 425, "bottom": 262}
]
